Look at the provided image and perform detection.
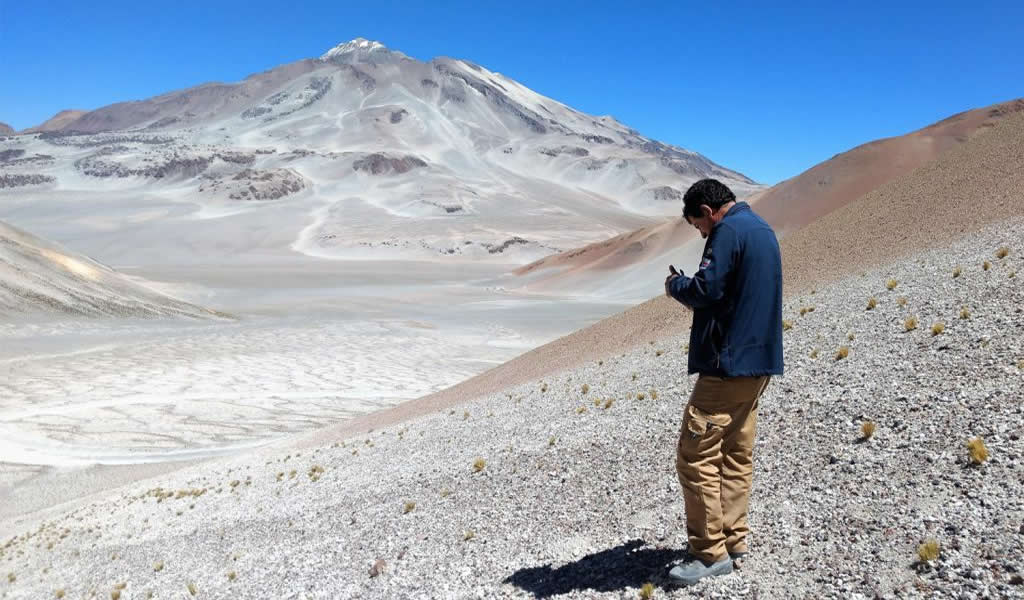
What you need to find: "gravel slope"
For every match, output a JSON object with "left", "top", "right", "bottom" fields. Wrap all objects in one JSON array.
[{"left": 2, "top": 219, "right": 1021, "bottom": 599}]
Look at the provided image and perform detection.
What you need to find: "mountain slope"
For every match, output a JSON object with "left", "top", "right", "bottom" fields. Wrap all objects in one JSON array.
[
  {"left": 0, "top": 220, "right": 223, "bottom": 318},
  {"left": 0, "top": 38, "right": 760, "bottom": 269}
]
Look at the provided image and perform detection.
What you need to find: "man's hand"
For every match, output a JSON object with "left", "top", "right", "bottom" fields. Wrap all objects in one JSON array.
[{"left": 665, "top": 268, "right": 683, "bottom": 297}]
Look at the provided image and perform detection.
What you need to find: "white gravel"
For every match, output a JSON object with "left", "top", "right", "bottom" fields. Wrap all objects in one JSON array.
[{"left": 1, "top": 219, "right": 1022, "bottom": 599}]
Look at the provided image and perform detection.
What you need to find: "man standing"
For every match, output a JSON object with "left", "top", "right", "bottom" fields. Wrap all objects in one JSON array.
[{"left": 664, "top": 178, "right": 784, "bottom": 585}]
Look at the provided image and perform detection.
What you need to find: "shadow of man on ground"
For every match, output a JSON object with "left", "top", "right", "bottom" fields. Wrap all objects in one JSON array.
[{"left": 503, "top": 539, "right": 687, "bottom": 598}]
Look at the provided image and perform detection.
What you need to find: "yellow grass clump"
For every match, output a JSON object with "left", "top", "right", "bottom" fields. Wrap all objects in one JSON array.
[
  {"left": 847, "top": 332, "right": 855, "bottom": 341},
  {"left": 636, "top": 392, "right": 646, "bottom": 400},
  {"left": 227, "top": 571, "right": 237, "bottom": 581},
  {"left": 782, "top": 319, "right": 793, "bottom": 331},
  {"left": 403, "top": 501, "right": 416, "bottom": 514},
  {"left": 886, "top": 278, "right": 898, "bottom": 290},
  {"left": 983, "top": 260, "right": 991, "bottom": 271},
  {"left": 861, "top": 421, "right": 876, "bottom": 439},
  {"left": 904, "top": 316, "right": 918, "bottom": 331},
  {"left": 581, "top": 384, "right": 589, "bottom": 395},
  {"left": 153, "top": 561, "right": 164, "bottom": 572},
  {"left": 960, "top": 307, "right": 970, "bottom": 319},
  {"left": 952, "top": 266, "right": 962, "bottom": 278},
  {"left": 809, "top": 348, "right": 819, "bottom": 359},
  {"left": 540, "top": 383, "right": 548, "bottom": 393},
  {"left": 835, "top": 346, "right": 849, "bottom": 361},
  {"left": 473, "top": 457, "right": 487, "bottom": 472},
  {"left": 187, "top": 582, "right": 198, "bottom": 596},
  {"left": 649, "top": 390, "right": 658, "bottom": 400},
  {"left": 931, "top": 322, "right": 945, "bottom": 336},
  {"left": 996, "top": 246, "right": 1010, "bottom": 259},
  {"left": 603, "top": 398, "right": 614, "bottom": 409},
  {"left": 640, "top": 582, "right": 655, "bottom": 599},
  {"left": 897, "top": 296, "right": 908, "bottom": 307},
  {"left": 576, "top": 406, "right": 587, "bottom": 414},
  {"left": 56, "top": 590, "right": 65, "bottom": 599},
  {"left": 967, "top": 437, "right": 989, "bottom": 464},
  {"left": 866, "top": 297, "right": 877, "bottom": 310},
  {"left": 917, "top": 539, "right": 940, "bottom": 562},
  {"left": 464, "top": 529, "right": 476, "bottom": 541},
  {"left": 655, "top": 349, "right": 664, "bottom": 356}
]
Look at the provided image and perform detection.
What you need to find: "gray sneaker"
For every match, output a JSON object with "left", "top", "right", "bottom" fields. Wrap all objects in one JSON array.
[{"left": 667, "top": 555, "right": 733, "bottom": 586}]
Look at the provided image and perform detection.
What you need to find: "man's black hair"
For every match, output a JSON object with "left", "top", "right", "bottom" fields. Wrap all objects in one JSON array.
[{"left": 682, "top": 178, "right": 736, "bottom": 219}]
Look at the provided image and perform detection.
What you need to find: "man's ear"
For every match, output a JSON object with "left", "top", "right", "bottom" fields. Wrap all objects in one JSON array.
[{"left": 700, "top": 204, "right": 713, "bottom": 219}]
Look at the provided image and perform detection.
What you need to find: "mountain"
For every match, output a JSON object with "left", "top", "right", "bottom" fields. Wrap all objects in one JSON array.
[
  {"left": 513, "top": 98, "right": 1024, "bottom": 300},
  {"left": 21, "top": 109, "right": 88, "bottom": 134},
  {"left": 0, "top": 39, "right": 760, "bottom": 268},
  {"left": 0, "top": 122, "right": 14, "bottom": 136},
  {"left": 0, "top": 220, "right": 223, "bottom": 318}
]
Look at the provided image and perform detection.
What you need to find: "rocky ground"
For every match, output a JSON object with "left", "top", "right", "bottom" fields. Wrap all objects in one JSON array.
[{"left": 1, "top": 219, "right": 1022, "bottom": 599}]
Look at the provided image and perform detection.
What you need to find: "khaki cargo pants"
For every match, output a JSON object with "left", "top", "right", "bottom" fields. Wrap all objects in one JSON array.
[{"left": 676, "top": 374, "right": 771, "bottom": 563}]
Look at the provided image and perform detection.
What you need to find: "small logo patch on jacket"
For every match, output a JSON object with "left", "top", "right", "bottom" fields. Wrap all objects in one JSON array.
[{"left": 700, "top": 257, "right": 712, "bottom": 269}]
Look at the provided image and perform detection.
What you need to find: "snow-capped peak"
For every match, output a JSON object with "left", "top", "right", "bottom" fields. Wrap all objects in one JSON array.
[{"left": 320, "top": 38, "right": 403, "bottom": 62}]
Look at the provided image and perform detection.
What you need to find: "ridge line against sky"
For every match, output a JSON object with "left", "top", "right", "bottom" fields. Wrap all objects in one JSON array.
[{"left": 1, "top": 0, "right": 1022, "bottom": 184}]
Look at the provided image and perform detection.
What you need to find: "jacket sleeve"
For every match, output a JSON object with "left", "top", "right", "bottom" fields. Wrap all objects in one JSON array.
[{"left": 669, "top": 224, "right": 738, "bottom": 309}]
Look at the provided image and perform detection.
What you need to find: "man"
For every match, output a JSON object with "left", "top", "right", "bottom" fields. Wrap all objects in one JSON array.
[{"left": 663, "top": 178, "right": 783, "bottom": 585}]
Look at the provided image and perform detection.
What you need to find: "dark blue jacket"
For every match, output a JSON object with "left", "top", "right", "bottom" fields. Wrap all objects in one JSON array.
[{"left": 668, "top": 202, "right": 784, "bottom": 377}]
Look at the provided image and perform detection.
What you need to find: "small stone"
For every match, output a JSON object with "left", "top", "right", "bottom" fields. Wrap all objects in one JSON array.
[{"left": 369, "top": 558, "right": 386, "bottom": 578}]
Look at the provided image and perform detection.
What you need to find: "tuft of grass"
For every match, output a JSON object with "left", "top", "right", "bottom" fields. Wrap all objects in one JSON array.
[
  {"left": 8, "top": 572, "right": 15, "bottom": 583},
  {"left": 1010, "top": 270, "right": 1016, "bottom": 278},
  {"left": 917, "top": 539, "right": 940, "bottom": 562},
  {"left": 649, "top": 390, "right": 658, "bottom": 400},
  {"left": 308, "top": 465, "right": 325, "bottom": 482},
  {"left": 463, "top": 410, "right": 470, "bottom": 420},
  {"left": 548, "top": 436, "right": 556, "bottom": 446},
  {"left": 640, "top": 582, "right": 655, "bottom": 599},
  {"left": 983, "top": 260, "right": 991, "bottom": 271},
  {"left": 799, "top": 305, "right": 815, "bottom": 316},
  {"left": 593, "top": 397, "right": 602, "bottom": 407},
  {"left": 886, "top": 278, "right": 898, "bottom": 290},
  {"left": 603, "top": 398, "right": 614, "bottom": 410},
  {"left": 473, "top": 457, "right": 487, "bottom": 472},
  {"left": 996, "top": 246, "right": 1010, "bottom": 259},
  {"left": 631, "top": 372, "right": 638, "bottom": 381},
  {"left": 782, "top": 319, "right": 793, "bottom": 331},
  {"left": 835, "top": 346, "right": 849, "bottom": 361},
  {"left": 960, "top": 306, "right": 970, "bottom": 319},
  {"left": 904, "top": 316, "right": 919, "bottom": 331},
  {"left": 636, "top": 392, "right": 646, "bottom": 400},
  {"left": 576, "top": 406, "right": 587, "bottom": 414},
  {"left": 540, "top": 383, "right": 548, "bottom": 393},
  {"left": 897, "top": 296, "right": 908, "bottom": 307},
  {"left": 931, "top": 322, "right": 945, "bottom": 336},
  {"left": 464, "top": 530, "right": 476, "bottom": 541},
  {"left": 866, "top": 297, "right": 877, "bottom": 310},
  {"left": 952, "top": 266, "right": 962, "bottom": 278},
  {"left": 809, "top": 348, "right": 819, "bottom": 359},
  {"left": 56, "top": 590, "right": 65, "bottom": 599},
  {"left": 847, "top": 332, "right": 855, "bottom": 341},
  {"left": 153, "top": 561, "right": 164, "bottom": 572},
  {"left": 227, "top": 571, "right": 236, "bottom": 581},
  {"left": 403, "top": 501, "right": 416, "bottom": 514},
  {"left": 967, "top": 437, "right": 989, "bottom": 464},
  {"left": 1017, "top": 359, "right": 1024, "bottom": 369},
  {"left": 581, "top": 384, "right": 589, "bottom": 395},
  {"left": 861, "top": 421, "right": 876, "bottom": 439},
  {"left": 655, "top": 349, "right": 663, "bottom": 357},
  {"left": 111, "top": 591, "right": 121, "bottom": 600},
  {"left": 187, "top": 582, "right": 198, "bottom": 596}
]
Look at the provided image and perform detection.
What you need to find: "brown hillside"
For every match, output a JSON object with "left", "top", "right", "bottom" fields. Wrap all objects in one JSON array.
[{"left": 22, "top": 109, "right": 88, "bottom": 133}]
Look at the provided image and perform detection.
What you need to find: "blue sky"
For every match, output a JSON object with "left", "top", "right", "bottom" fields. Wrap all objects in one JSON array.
[{"left": 1, "top": 0, "right": 1021, "bottom": 184}]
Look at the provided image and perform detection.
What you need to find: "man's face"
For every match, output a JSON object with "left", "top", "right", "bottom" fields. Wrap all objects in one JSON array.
[{"left": 686, "top": 207, "right": 714, "bottom": 239}]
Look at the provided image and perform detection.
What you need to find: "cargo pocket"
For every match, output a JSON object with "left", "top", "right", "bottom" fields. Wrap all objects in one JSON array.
[{"left": 685, "top": 404, "right": 732, "bottom": 440}]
